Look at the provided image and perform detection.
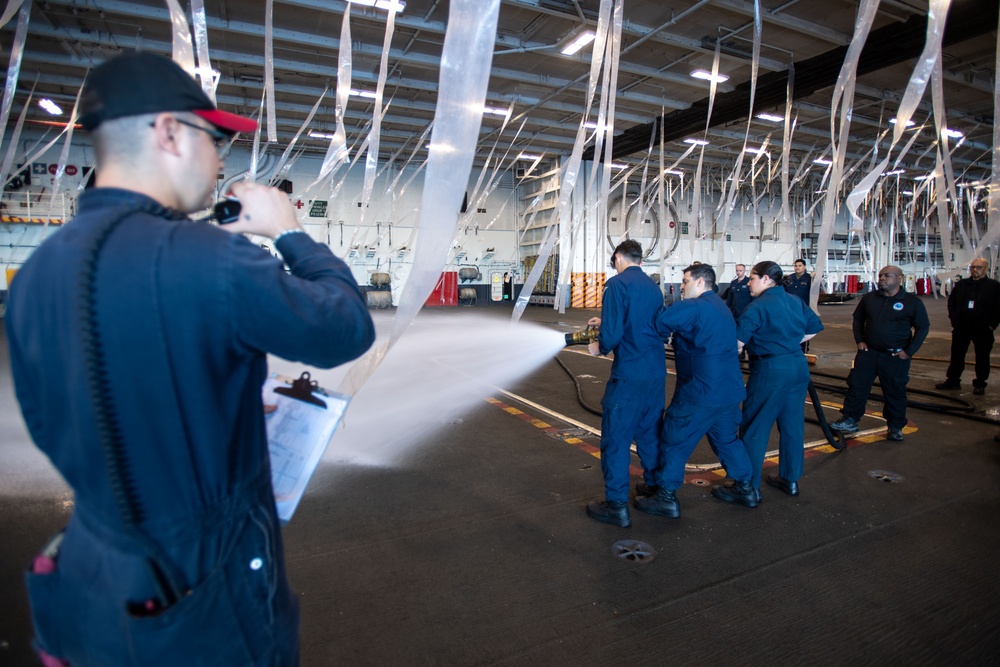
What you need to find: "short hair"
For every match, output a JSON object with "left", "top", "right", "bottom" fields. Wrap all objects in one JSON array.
[
  {"left": 683, "top": 263, "right": 715, "bottom": 288},
  {"left": 91, "top": 112, "right": 160, "bottom": 166},
  {"left": 794, "top": 258, "right": 806, "bottom": 266},
  {"left": 751, "top": 260, "right": 783, "bottom": 283},
  {"left": 971, "top": 257, "right": 989, "bottom": 267},
  {"left": 879, "top": 265, "right": 903, "bottom": 277},
  {"left": 612, "top": 239, "right": 643, "bottom": 265},
  {"left": 735, "top": 263, "right": 746, "bottom": 270}
]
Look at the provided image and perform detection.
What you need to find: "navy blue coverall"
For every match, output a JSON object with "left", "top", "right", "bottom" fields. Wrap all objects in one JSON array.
[
  {"left": 653, "top": 292, "right": 753, "bottom": 491},
  {"left": 725, "top": 276, "right": 752, "bottom": 319},
  {"left": 595, "top": 266, "right": 666, "bottom": 503},
  {"left": 841, "top": 289, "right": 929, "bottom": 430},
  {"left": 784, "top": 272, "right": 811, "bottom": 303},
  {"left": 737, "top": 285, "right": 823, "bottom": 490},
  {"left": 6, "top": 188, "right": 375, "bottom": 666}
]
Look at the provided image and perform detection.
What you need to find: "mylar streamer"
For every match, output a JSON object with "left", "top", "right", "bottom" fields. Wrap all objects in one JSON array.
[
  {"left": 164, "top": 0, "right": 196, "bottom": 75},
  {"left": 0, "top": 2, "right": 29, "bottom": 155},
  {"left": 812, "top": 0, "right": 881, "bottom": 312},
  {"left": 338, "top": 0, "right": 501, "bottom": 396}
]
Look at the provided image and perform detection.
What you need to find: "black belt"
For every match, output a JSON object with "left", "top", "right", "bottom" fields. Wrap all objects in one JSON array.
[
  {"left": 867, "top": 347, "right": 903, "bottom": 353},
  {"left": 747, "top": 352, "right": 799, "bottom": 362}
]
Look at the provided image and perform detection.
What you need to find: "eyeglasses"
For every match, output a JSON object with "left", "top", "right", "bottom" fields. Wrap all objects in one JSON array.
[{"left": 152, "top": 117, "right": 232, "bottom": 158}]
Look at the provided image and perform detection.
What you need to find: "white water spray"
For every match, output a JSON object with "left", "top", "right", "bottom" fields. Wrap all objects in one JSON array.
[
  {"left": 268, "top": 311, "right": 565, "bottom": 469},
  {"left": 0, "top": 312, "right": 565, "bottom": 497}
]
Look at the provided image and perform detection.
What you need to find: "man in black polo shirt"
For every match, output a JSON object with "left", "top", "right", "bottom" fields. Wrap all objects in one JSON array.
[
  {"left": 830, "top": 266, "right": 930, "bottom": 441},
  {"left": 935, "top": 258, "right": 1000, "bottom": 395}
]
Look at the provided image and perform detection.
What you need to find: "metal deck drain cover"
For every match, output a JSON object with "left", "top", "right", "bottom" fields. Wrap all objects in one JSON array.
[
  {"left": 547, "top": 428, "right": 590, "bottom": 439},
  {"left": 690, "top": 478, "right": 710, "bottom": 486},
  {"left": 868, "top": 469, "right": 904, "bottom": 483},
  {"left": 612, "top": 540, "right": 656, "bottom": 563}
]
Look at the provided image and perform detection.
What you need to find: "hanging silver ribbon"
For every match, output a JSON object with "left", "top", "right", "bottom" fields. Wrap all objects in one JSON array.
[
  {"left": 164, "top": 0, "right": 196, "bottom": 75},
  {"left": 0, "top": 1, "right": 30, "bottom": 156},
  {"left": 338, "top": 0, "right": 502, "bottom": 396}
]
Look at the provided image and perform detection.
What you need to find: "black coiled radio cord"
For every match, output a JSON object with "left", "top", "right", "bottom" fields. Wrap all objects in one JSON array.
[{"left": 78, "top": 202, "right": 188, "bottom": 607}]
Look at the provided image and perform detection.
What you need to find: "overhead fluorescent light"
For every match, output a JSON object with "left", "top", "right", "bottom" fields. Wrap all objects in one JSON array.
[
  {"left": 609, "top": 163, "right": 628, "bottom": 170},
  {"left": 309, "top": 131, "right": 337, "bottom": 139},
  {"left": 483, "top": 106, "right": 509, "bottom": 117},
  {"left": 683, "top": 138, "right": 709, "bottom": 145},
  {"left": 690, "top": 69, "right": 729, "bottom": 83},
  {"left": 889, "top": 117, "right": 915, "bottom": 127},
  {"left": 813, "top": 158, "right": 833, "bottom": 165},
  {"left": 561, "top": 31, "right": 596, "bottom": 56},
  {"left": 518, "top": 153, "right": 543, "bottom": 160},
  {"left": 346, "top": 0, "right": 406, "bottom": 13},
  {"left": 902, "top": 190, "right": 914, "bottom": 196},
  {"left": 744, "top": 147, "right": 767, "bottom": 154},
  {"left": 882, "top": 169, "right": 905, "bottom": 176},
  {"left": 664, "top": 169, "right": 683, "bottom": 176},
  {"left": 913, "top": 174, "right": 931, "bottom": 181},
  {"left": 350, "top": 89, "right": 378, "bottom": 99},
  {"left": 943, "top": 128, "right": 964, "bottom": 139},
  {"left": 755, "top": 112, "right": 784, "bottom": 123},
  {"left": 39, "top": 98, "right": 63, "bottom": 115}
]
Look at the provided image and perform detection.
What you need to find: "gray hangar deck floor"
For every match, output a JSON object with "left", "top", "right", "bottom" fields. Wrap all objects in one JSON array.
[{"left": 1, "top": 295, "right": 998, "bottom": 665}]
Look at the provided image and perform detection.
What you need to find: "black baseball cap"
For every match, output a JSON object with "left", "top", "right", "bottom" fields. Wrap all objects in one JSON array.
[{"left": 79, "top": 51, "right": 257, "bottom": 135}]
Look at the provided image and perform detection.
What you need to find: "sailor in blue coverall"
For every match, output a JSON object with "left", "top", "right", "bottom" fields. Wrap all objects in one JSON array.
[
  {"left": 784, "top": 258, "right": 812, "bottom": 303},
  {"left": 6, "top": 53, "right": 375, "bottom": 666},
  {"left": 725, "top": 263, "right": 753, "bottom": 319},
  {"left": 737, "top": 261, "right": 824, "bottom": 497},
  {"left": 632, "top": 264, "right": 759, "bottom": 518},
  {"left": 585, "top": 240, "right": 666, "bottom": 528}
]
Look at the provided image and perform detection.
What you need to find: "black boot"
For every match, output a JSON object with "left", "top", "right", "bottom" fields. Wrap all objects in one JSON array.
[
  {"left": 635, "top": 481, "right": 659, "bottom": 496},
  {"left": 711, "top": 481, "right": 761, "bottom": 508},
  {"left": 765, "top": 474, "right": 799, "bottom": 496},
  {"left": 633, "top": 488, "right": 680, "bottom": 518},
  {"left": 586, "top": 500, "right": 631, "bottom": 527}
]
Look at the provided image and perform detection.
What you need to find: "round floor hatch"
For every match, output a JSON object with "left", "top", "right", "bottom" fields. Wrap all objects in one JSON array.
[
  {"left": 868, "top": 469, "right": 904, "bottom": 483},
  {"left": 612, "top": 540, "right": 656, "bottom": 563}
]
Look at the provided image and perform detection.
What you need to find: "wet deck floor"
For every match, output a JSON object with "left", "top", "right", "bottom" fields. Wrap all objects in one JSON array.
[{"left": 2, "top": 294, "right": 998, "bottom": 664}]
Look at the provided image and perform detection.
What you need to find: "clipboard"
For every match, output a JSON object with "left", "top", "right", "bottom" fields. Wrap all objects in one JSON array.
[
  {"left": 264, "top": 372, "right": 351, "bottom": 523},
  {"left": 273, "top": 371, "right": 327, "bottom": 409}
]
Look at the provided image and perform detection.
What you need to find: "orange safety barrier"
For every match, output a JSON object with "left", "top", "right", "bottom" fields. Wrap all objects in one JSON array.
[
  {"left": 570, "top": 272, "right": 605, "bottom": 309},
  {"left": 0, "top": 215, "right": 64, "bottom": 225}
]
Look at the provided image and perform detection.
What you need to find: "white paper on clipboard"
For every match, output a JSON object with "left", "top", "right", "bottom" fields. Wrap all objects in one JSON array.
[{"left": 263, "top": 374, "right": 350, "bottom": 523}]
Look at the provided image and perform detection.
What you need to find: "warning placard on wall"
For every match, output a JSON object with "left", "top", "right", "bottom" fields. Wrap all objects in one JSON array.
[{"left": 308, "top": 200, "right": 328, "bottom": 217}]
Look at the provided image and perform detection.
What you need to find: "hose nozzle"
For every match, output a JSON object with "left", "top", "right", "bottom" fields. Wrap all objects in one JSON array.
[{"left": 564, "top": 325, "right": 600, "bottom": 347}]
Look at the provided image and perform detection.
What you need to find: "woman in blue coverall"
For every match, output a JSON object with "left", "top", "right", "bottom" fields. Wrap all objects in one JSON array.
[{"left": 736, "top": 261, "right": 824, "bottom": 496}]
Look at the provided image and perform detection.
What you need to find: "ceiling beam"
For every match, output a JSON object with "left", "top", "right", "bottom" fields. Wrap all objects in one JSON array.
[{"left": 600, "top": 0, "right": 999, "bottom": 160}]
